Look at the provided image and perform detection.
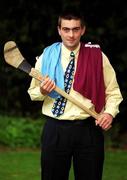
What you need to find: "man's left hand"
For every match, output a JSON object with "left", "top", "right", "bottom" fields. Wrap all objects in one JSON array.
[{"left": 95, "top": 113, "right": 113, "bottom": 131}]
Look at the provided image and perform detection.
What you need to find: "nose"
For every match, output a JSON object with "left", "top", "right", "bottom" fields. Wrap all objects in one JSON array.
[{"left": 69, "top": 30, "right": 74, "bottom": 37}]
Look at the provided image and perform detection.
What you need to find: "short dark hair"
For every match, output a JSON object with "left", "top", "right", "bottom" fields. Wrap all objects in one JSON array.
[{"left": 58, "top": 6, "right": 85, "bottom": 28}]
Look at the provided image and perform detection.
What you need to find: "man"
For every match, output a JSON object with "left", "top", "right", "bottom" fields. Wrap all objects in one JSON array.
[{"left": 28, "top": 7, "right": 123, "bottom": 180}]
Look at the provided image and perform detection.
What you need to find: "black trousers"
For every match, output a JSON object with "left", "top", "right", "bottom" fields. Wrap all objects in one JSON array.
[{"left": 41, "top": 116, "right": 104, "bottom": 180}]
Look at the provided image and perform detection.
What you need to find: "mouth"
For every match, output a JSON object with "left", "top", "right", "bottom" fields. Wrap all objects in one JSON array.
[{"left": 67, "top": 39, "right": 75, "bottom": 43}]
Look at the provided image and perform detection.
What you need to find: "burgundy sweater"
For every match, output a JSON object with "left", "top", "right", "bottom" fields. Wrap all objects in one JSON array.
[{"left": 73, "top": 43, "right": 105, "bottom": 113}]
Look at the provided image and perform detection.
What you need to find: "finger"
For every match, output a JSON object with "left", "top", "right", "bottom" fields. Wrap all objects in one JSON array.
[
  {"left": 40, "top": 79, "right": 50, "bottom": 94},
  {"left": 96, "top": 116, "right": 105, "bottom": 126},
  {"left": 40, "top": 80, "right": 45, "bottom": 87},
  {"left": 45, "top": 80, "right": 55, "bottom": 92},
  {"left": 41, "top": 77, "right": 51, "bottom": 88},
  {"left": 99, "top": 118, "right": 107, "bottom": 127},
  {"left": 101, "top": 121, "right": 109, "bottom": 129},
  {"left": 103, "top": 124, "right": 112, "bottom": 131}
]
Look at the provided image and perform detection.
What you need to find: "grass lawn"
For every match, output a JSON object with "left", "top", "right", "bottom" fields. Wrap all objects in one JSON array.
[
  {"left": 0, "top": 150, "right": 41, "bottom": 180},
  {"left": 0, "top": 149, "right": 127, "bottom": 180}
]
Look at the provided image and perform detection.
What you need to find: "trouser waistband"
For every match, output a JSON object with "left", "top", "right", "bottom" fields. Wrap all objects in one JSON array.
[{"left": 44, "top": 115, "right": 95, "bottom": 126}]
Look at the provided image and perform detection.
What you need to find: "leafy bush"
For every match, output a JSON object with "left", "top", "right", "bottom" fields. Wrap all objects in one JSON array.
[
  {"left": 0, "top": 116, "right": 125, "bottom": 149},
  {"left": 0, "top": 116, "right": 45, "bottom": 148}
]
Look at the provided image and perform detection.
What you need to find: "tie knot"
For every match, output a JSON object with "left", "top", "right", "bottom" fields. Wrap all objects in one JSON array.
[{"left": 70, "top": 51, "right": 75, "bottom": 58}]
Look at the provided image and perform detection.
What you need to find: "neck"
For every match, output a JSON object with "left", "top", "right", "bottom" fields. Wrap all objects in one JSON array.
[{"left": 63, "top": 42, "right": 80, "bottom": 51}]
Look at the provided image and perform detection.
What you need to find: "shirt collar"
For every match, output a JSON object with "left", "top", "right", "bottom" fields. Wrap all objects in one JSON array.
[{"left": 61, "top": 43, "right": 80, "bottom": 58}]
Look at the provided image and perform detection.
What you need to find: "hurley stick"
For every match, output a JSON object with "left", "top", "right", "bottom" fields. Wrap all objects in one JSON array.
[{"left": 4, "top": 41, "right": 111, "bottom": 129}]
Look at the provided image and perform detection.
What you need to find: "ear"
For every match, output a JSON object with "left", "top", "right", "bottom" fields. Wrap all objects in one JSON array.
[
  {"left": 57, "top": 26, "right": 61, "bottom": 36},
  {"left": 81, "top": 26, "right": 86, "bottom": 36}
]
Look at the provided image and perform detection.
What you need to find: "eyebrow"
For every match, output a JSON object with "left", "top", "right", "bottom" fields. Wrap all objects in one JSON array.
[{"left": 62, "top": 27, "right": 81, "bottom": 30}]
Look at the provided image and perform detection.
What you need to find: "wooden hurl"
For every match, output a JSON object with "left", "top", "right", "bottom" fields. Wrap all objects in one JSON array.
[{"left": 4, "top": 41, "right": 100, "bottom": 119}]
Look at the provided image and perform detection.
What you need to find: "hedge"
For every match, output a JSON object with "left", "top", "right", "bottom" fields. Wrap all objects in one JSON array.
[{"left": 0, "top": 115, "right": 45, "bottom": 148}]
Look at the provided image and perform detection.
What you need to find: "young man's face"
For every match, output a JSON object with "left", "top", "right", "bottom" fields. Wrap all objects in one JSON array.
[{"left": 58, "top": 19, "right": 85, "bottom": 51}]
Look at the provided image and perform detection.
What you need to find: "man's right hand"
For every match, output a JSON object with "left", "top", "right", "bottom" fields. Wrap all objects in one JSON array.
[{"left": 40, "top": 76, "right": 56, "bottom": 95}]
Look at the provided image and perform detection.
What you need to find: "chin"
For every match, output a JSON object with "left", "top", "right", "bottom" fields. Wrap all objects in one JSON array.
[{"left": 64, "top": 42, "right": 78, "bottom": 50}]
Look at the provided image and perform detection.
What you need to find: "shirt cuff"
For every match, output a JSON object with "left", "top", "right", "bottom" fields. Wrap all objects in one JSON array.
[
  {"left": 28, "top": 87, "right": 46, "bottom": 101},
  {"left": 103, "top": 108, "right": 119, "bottom": 118}
]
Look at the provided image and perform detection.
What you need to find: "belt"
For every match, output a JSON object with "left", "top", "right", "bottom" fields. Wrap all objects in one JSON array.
[{"left": 44, "top": 115, "right": 95, "bottom": 126}]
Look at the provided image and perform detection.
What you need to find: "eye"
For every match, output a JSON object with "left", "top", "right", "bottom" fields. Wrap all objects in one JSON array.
[
  {"left": 61, "top": 27, "right": 81, "bottom": 33},
  {"left": 72, "top": 27, "right": 80, "bottom": 32},
  {"left": 62, "top": 28, "right": 70, "bottom": 33}
]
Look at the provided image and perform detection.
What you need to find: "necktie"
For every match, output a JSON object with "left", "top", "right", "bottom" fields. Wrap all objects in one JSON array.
[{"left": 52, "top": 52, "right": 75, "bottom": 117}]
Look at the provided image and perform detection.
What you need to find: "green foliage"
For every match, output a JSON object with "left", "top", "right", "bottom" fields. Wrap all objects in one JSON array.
[
  {"left": 0, "top": 116, "right": 45, "bottom": 148},
  {"left": 0, "top": 116, "right": 126, "bottom": 150}
]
